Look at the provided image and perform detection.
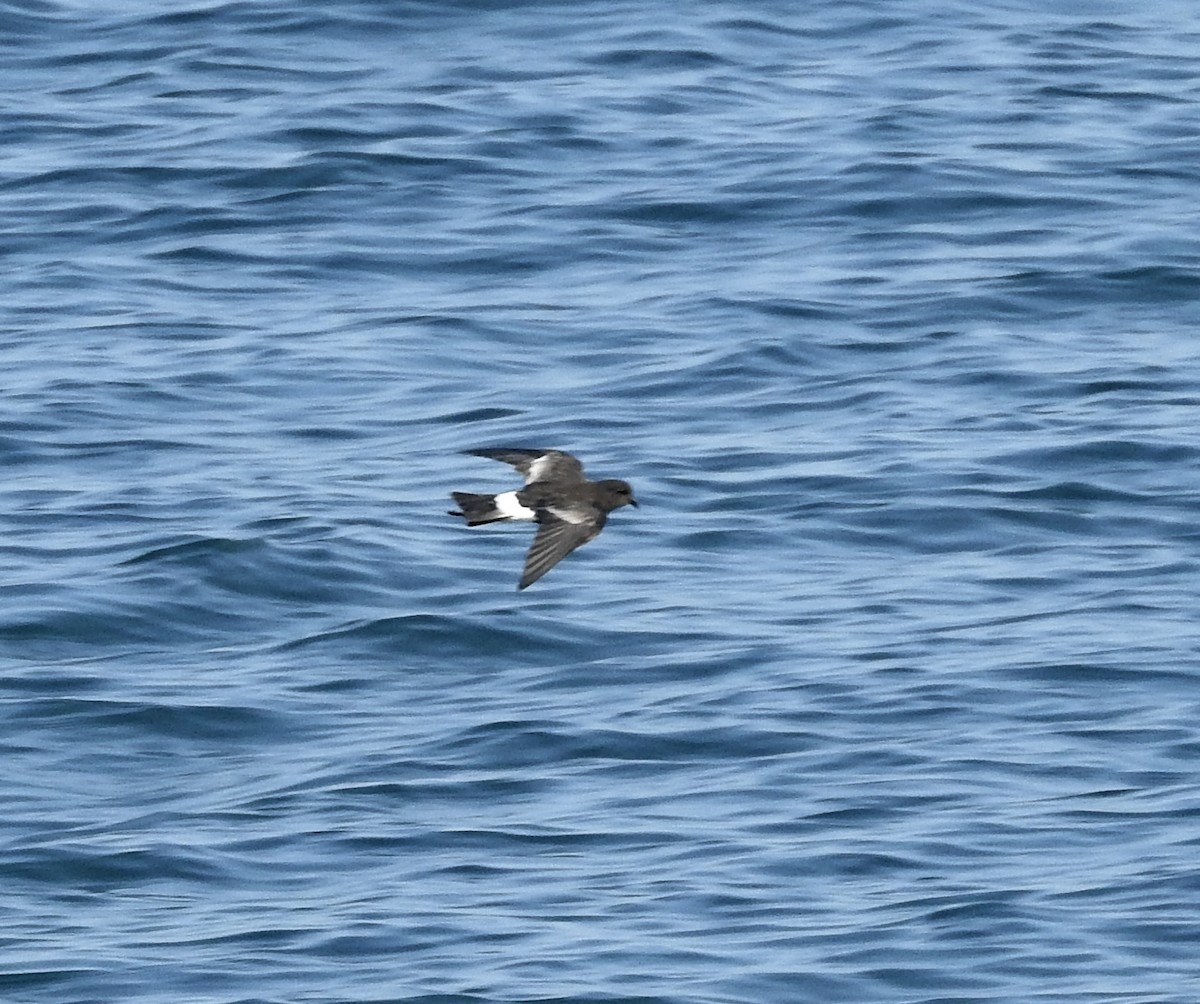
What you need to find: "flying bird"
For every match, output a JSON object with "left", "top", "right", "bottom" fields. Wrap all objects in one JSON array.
[{"left": 449, "top": 448, "right": 638, "bottom": 589}]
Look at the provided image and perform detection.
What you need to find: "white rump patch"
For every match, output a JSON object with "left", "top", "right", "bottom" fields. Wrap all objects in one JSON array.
[{"left": 495, "top": 490, "right": 536, "bottom": 520}]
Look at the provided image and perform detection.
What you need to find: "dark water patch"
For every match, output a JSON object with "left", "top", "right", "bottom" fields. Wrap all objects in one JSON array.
[
  {"left": 993, "top": 266, "right": 1200, "bottom": 313},
  {"left": 432, "top": 406, "right": 525, "bottom": 424},
  {"left": 1001, "top": 662, "right": 1196, "bottom": 689},
  {"left": 332, "top": 775, "right": 545, "bottom": 806},
  {"left": 1074, "top": 375, "right": 1194, "bottom": 398},
  {"left": 8, "top": 842, "right": 230, "bottom": 888},
  {"left": 845, "top": 189, "right": 1110, "bottom": 224},
  {"left": 991, "top": 481, "right": 1154, "bottom": 505},
  {"left": 0, "top": 662, "right": 111, "bottom": 698},
  {"left": 715, "top": 294, "right": 847, "bottom": 323},
  {"left": 285, "top": 424, "right": 369, "bottom": 441},
  {"left": 121, "top": 535, "right": 259, "bottom": 568},
  {"left": 1100, "top": 264, "right": 1200, "bottom": 299},
  {"left": 0, "top": 603, "right": 242, "bottom": 654},
  {"left": 602, "top": 198, "right": 752, "bottom": 228},
  {"left": 586, "top": 46, "right": 730, "bottom": 72},
  {"left": 438, "top": 719, "right": 805, "bottom": 770},
  {"left": 11, "top": 697, "right": 287, "bottom": 744},
  {"left": 993, "top": 438, "right": 1200, "bottom": 472},
  {"left": 148, "top": 244, "right": 278, "bottom": 266},
  {"left": 0, "top": 969, "right": 101, "bottom": 994},
  {"left": 118, "top": 532, "right": 385, "bottom": 608},
  {"left": 273, "top": 611, "right": 671, "bottom": 668}
]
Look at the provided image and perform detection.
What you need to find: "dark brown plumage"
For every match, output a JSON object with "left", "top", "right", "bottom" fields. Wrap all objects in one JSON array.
[{"left": 449, "top": 448, "right": 637, "bottom": 589}]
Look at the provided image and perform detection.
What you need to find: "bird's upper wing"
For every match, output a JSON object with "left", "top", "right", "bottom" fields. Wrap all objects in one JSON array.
[
  {"left": 519, "top": 511, "right": 604, "bottom": 589},
  {"left": 468, "top": 448, "right": 586, "bottom": 485}
]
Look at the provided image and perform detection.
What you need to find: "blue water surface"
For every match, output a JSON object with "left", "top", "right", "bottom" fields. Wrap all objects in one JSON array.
[{"left": 4, "top": 2, "right": 1200, "bottom": 1002}]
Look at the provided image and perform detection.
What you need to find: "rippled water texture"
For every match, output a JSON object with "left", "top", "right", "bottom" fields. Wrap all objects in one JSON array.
[{"left": 4, "top": 2, "right": 1200, "bottom": 1002}]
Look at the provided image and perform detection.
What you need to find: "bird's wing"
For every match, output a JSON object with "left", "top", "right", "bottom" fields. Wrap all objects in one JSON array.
[
  {"left": 519, "top": 511, "right": 604, "bottom": 589},
  {"left": 468, "top": 448, "right": 586, "bottom": 485}
]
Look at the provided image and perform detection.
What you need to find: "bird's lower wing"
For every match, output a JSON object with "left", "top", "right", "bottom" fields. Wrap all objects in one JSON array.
[{"left": 519, "top": 514, "right": 600, "bottom": 589}]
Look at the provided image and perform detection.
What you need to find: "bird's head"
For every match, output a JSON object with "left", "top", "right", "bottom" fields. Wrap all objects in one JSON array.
[{"left": 598, "top": 479, "right": 638, "bottom": 510}]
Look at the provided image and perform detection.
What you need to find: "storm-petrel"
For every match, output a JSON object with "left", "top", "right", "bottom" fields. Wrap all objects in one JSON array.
[{"left": 449, "top": 448, "right": 638, "bottom": 589}]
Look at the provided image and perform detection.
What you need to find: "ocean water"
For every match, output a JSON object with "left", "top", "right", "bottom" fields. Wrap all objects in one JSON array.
[{"left": 4, "top": 1, "right": 1200, "bottom": 1001}]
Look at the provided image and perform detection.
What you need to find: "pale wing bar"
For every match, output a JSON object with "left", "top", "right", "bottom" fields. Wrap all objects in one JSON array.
[{"left": 468, "top": 448, "right": 586, "bottom": 485}]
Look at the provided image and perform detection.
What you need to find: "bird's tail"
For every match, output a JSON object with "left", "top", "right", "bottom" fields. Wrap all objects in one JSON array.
[{"left": 448, "top": 492, "right": 507, "bottom": 526}]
